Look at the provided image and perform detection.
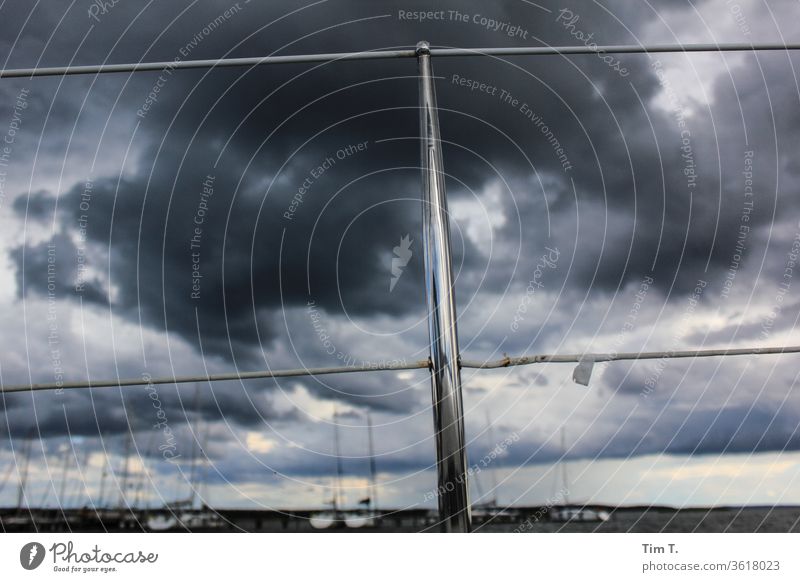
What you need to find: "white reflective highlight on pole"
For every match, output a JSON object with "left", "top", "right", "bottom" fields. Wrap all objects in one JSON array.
[{"left": 416, "top": 41, "right": 471, "bottom": 533}]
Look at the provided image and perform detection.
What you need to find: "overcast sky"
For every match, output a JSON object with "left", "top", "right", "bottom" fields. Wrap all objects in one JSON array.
[{"left": 1, "top": 0, "right": 800, "bottom": 513}]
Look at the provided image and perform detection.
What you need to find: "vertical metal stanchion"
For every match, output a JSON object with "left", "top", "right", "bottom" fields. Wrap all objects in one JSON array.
[{"left": 416, "top": 40, "right": 472, "bottom": 533}]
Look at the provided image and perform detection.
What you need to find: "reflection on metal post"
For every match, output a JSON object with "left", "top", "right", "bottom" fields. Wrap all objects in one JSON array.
[{"left": 416, "top": 41, "right": 471, "bottom": 533}]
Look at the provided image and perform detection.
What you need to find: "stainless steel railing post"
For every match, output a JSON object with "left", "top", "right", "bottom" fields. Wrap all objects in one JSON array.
[{"left": 416, "top": 40, "right": 471, "bottom": 533}]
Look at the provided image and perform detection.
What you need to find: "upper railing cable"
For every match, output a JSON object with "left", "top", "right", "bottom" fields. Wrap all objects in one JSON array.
[{"left": 2, "top": 42, "right": 800, "bottom": 79}]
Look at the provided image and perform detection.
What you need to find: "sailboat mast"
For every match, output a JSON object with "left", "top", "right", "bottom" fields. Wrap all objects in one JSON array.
[
  {"left": 70, "top": 446, "right": 91, "bottom": 508},
  {"left": 16, "top": 432, "right": 33, "bottom": 511},
  {"left": 485, "top": 411, "right": 499, "bottom": 507},
  {"left": 367, "top": 413, "right": 378, "bottom": 515},
  {"left": 135, "top": 431, "right": 156, "bottom": 510},
  {"left": 188, "top": 383, "right": 201, "bottom": 510},
  {"left": 118, "top": 430, "right": 132, "bottom": 510},
  {"left": 97, "top": 453, "right": 108, "bottom": 509},
  {"left": 561, "top": 427, "right": 570, "bottom": 506},
  {"left": 333, "top": 409, "right": 343, "bottom": 513},
  {"left": 198, "top": 421, "right": 211, "bottom": 509},
  {"left": 57, "top": 440, "right": 71, "bottom": 508}
]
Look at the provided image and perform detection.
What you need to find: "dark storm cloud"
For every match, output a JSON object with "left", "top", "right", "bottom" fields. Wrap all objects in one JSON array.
[
  {"left": 11, "top": 233, "right": 109, "bottom": 306},
  {"left": 294, "top": 372, "right": 426, "bottom": 414},
  {"left": 10, "top": 132, "right": 437, "bottom": 363},
  {"left": 473, "top": 401, "right": 800, "bottom": 468},
  {"left": 472, "top": 51, "right": 794, "bottom": 298},
  {"left": 0, "top": 377, "right": 297, "bottom": 440},
  {"left": 13, "top": 189, "right": 56, "bottom": 219},
  {"left": 590, "top": 402, "right": 800, "bottom": 460},
  {"left": 5, "top": 0, "right": 713, "bottom": 365},
  {"left": 5, "top": 0, "right": 800, "bottom": 480}
]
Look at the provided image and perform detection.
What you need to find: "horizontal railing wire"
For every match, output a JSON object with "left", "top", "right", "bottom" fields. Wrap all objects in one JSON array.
[
  {"left": 459, "top": 345, "right": 800, "bottom": 368},
  {"left": 0, "top": 360, "right": 432, "bottom": 393},
  {"left": 3, "top": 345, "right": 799, "bottom": 393},
  {"left": 2, "top": 42, "right": 800, "bottom": 78}
]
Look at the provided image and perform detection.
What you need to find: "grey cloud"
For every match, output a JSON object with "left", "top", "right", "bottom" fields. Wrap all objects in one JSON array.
[{"left": 5, "top": 0, "right": 800, "bottom": 495}]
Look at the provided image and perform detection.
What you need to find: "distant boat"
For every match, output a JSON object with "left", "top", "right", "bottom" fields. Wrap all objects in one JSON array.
[
  {"left": 146, "top": 514, "right": 177, "bottom": 531},
  {"left": 344, "top": 413, "right": 380, "bottom": 529},
  {"left": 473, "top": 410, "right": 501, "bottom": 511},
  {"left": 310, "top": 410, "right": 381, "bottom": 530},
  {"left": 343, "top": 512, "right": 375, "bottom": 528},
  {"left": 548, "top": 427, "right": 610, "bottom": 524},
  {"left": 548, "top": 506, "right": 610, "bottom": 523},
  {"left": 146, "top": 509, "right": 225, "bottom": 531},
  {"left": 179, "top": 510, "right": 226, "bottom": 530},
  {"left": 312, "top": 410, "right": 346, "bottom": 531},
  {"left": 309, "top": 511, "right": 338, "bottom": 530}
]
